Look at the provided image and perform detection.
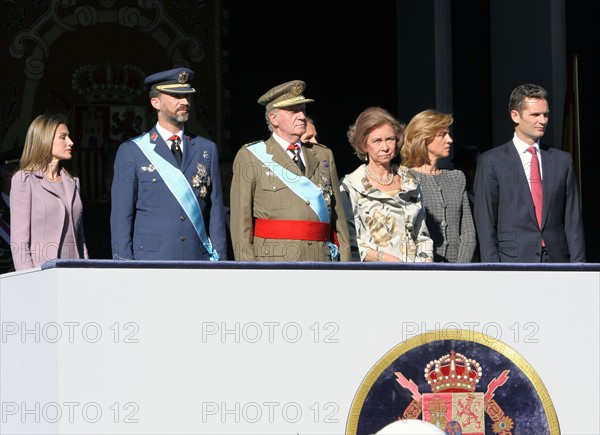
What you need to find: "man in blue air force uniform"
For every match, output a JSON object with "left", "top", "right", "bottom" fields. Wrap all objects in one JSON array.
[{"left": 111, "top": 67, "right": 226, "bottom": 261}]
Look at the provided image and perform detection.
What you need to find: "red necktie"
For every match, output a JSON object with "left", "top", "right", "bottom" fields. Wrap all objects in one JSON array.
[
  {"left": 287, "top": 143, "right": 305, "bottom": 173},
  {"left": 169, "top": 135, "right": 182, "bottom": 167},
  {"left": 527, "top": 146, "right": 543, "bottom": 229}
]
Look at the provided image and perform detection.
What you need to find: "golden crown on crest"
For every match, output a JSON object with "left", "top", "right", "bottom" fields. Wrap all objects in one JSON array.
[{"left": 424, "top": 350, "right": 482, "bottom": 393}]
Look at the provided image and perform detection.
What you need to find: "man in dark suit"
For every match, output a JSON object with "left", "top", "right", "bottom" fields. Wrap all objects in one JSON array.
[
  {"left": 0, "top": 149, "right": 20, "bottom": 274},
  {"left": 111, "top": 67, "right": 226, "bottom": 261},
  {"left": 230, "top": 80, "right": 351, "bottom": 261},
  {"left": 474, "top": 83, "right": 585, "bottom": 263}
]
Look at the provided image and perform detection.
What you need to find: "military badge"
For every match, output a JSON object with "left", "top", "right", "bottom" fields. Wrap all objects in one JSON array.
[
  {"left": 141, "top": 164, "right": 156, "bottom": 172},
  {"left": 150, "top": 132, "right": 158, "bottom": 141},
  {"left": 346, "top": 330, "right": 558, "bottom": 435},
  {"left": 203, "top": 150, "right": 209, "bottom": 159},
  {"left": 322, "top": 159, "right": 330, "bottom": 168},
  {"left": 192, "top": 163, "right": 211, "bottom": 199},
  {"left": 178, "top": 71, "right": 188, "bottom": 84},
  {"left": 291, "top": 83, "right": 303, "bottom": 96},
  {"left": 318, "top": 172, "right": 333, "bottom": 207}
]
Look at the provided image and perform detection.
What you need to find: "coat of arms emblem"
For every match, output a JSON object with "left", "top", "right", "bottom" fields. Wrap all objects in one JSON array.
[{"left": 395, "top": 350, "right": 512, "bottom": 434}]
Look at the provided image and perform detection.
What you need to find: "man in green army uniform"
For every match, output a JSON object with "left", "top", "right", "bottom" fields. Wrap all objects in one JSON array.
[{"left": 230, "top": 80, "right": 351, "bottom": 261}]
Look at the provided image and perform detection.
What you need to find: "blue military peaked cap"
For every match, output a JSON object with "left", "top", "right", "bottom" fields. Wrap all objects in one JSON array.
[{"left": 145, "top": 67, "right": 196, "bottom": 94}]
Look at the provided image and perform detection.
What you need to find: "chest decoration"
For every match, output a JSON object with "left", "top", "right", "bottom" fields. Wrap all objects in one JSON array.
[
  {"left": 141, "top": 164, "right": 156, "bottom": 172},
  {"left": 317, "top": 172, "right": 333, "bottom": 207},
  {"left": 192, "top": 163, "right": 211, "bottom": 199}
]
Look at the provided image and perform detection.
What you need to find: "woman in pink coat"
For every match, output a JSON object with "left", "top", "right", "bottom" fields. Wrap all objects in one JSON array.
[{"left": 10, "top": 114, "right": 88, "bottom": 270}]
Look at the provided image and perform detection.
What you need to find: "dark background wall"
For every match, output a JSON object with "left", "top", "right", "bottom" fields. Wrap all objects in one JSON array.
[{"left": 227, "top": 0, "right": 399, "bottom": 176}]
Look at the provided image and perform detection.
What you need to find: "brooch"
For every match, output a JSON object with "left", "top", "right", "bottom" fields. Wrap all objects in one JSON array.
[{"left": 192, "top": 163, "right": 211, "bottom": 199}]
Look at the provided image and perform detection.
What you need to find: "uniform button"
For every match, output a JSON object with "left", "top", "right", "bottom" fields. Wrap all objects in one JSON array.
[
  {"left": 441, "top": 220, "right": 447, "bottom": 226},
  {"left": 140, "top": 245, "right": 144, "bottom": 250},
  {"left": 272, "top": 186, "right": 276, "bottom": 190},
  {"left": 305, "top": 200, "right": 310, "bottom": 205},
  {"left": 152, "top": 178, "right": 157, "bottom": 182},
  {"left": 308, "top": 241, "right": 313, "bottom": 245},
  {"left": 180, "top": 236, "right": 185, "bottom": 241},
  {"left": 180, "top": 216, "right": 186, "bottom": 221}
]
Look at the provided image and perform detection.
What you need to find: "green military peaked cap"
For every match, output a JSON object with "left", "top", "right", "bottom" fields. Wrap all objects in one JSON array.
[{"left": 257, "top": 80, "right": 315, "bottom": 112}]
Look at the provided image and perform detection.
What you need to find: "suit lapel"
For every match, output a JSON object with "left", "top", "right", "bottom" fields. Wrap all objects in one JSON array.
[
  {"left": 266, "top": 136, "right": 302, "bottom": 176},
  {"left": 303, "top": 144, "right": 318, "bottom": 179},
  {"left": 36, "top": 171, "right": 60, "bottom": 197},
  {"left": 62, "top": 173, "right": 76, "bottom": 209},
  {"left": 180, "top": 134, "right": 195, "bottom": 173},
  {"left": 539, "top": 146, "right": 555, "bottom": 228},
  {"left": 150, "top": 128, "right": 180, "bottom": 168},
  {"left": 507, "top": 142, "right": 538, "bottom": 225}
]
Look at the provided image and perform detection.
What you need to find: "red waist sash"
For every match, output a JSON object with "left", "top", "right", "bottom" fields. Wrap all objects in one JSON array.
[{"left": 254, "top": 218, "right": 331, "bottom": 242}]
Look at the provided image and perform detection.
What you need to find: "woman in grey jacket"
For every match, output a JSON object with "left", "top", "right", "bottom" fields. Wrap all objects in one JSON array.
[{"left": 402, "top": 109, "right": 476, "bottom": 263}]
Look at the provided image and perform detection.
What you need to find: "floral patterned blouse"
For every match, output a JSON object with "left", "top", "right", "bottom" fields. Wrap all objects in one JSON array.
[{"left": 341, "top": 164, "right": 433, "bottom": 262}]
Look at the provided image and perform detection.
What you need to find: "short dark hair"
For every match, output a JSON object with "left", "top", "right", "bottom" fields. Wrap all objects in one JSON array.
[{"left": 508, "top": 83, "right": 548, "bottom": 114}]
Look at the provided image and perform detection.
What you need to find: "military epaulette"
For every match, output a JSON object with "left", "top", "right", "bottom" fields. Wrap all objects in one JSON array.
[
  {"left": 243, "top": 140, "right": 261, "bottom": 148},
  {"left": 306, "top": 141, "right": 329, "bottom": 149}
]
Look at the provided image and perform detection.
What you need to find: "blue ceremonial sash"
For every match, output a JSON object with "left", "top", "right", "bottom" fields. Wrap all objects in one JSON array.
[
  {"left": 133, "top": 133, "right": 219, "bottom": 261},
  {"left": 247, "top": 142, "right": 339, "bottom": 260},
  {"left": 247, "top": 141, "right": 329, "bottom": 222}
]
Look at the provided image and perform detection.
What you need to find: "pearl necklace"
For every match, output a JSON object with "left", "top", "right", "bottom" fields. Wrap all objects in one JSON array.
[{"left": 365, "top": 165, "right": 394, "bottom": 186}]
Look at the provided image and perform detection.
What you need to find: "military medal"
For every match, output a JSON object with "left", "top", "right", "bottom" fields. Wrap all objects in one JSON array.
[{"left": 192, "top": 163, "right": 211, "bottom": 198}]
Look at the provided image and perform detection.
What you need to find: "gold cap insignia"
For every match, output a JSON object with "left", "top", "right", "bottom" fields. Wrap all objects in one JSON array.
[{"left": 178, "top": 72, "right": 188, "bottom": 84}]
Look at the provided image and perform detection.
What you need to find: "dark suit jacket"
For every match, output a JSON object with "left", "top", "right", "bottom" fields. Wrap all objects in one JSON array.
[
  {"left": 111, "top": 126, "right": 227, "bottom": 260},
  {"left": 474, "top": 140, "right": 585, "bottom": 262}
]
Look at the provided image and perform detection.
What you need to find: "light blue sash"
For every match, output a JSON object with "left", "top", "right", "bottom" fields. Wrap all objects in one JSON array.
[
  {"left": 248, "top": 141, "right": 329, "bottom": 222},
  {"left": 133, "top": 133, "right": 219, "bottom": 261},
  {"left": 247, "top": 142, "right": 339, "bottom": 260}
]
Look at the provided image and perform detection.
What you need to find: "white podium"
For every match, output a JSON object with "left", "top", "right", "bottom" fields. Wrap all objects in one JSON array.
[{"left": 1, "top": 260, "right": 598, "bottom": 434}]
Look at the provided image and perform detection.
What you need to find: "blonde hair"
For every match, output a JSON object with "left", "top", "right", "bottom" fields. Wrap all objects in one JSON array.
[
  {"left": 347, "top": 107, "right": 405, "bottom": 162},
  {"left": 20, "top": 114, "right": 68, "bottom": 172},
  {"left": 402, "top": 109, "right": 453, "bottom": 168}
]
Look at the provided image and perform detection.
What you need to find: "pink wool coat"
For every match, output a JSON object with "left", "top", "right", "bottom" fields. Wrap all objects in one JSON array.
[{"left": 10, "top": 170, "right": 88, "bottom": 270}]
